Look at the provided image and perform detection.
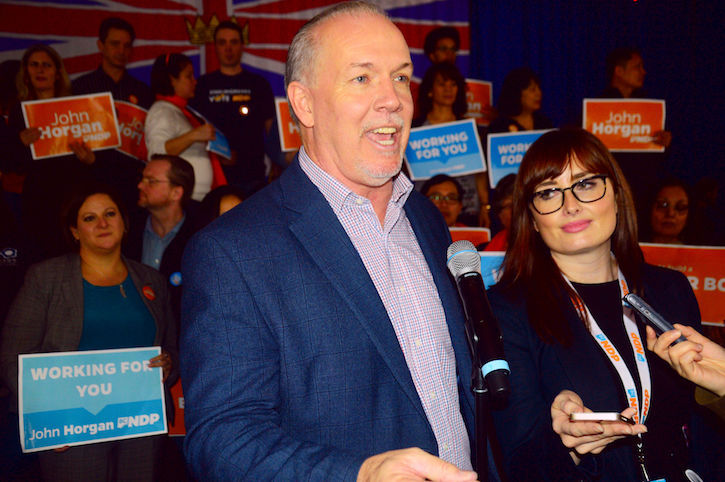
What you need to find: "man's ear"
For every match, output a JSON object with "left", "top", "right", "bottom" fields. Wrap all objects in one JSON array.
[
  {"left": 287, "top": 81, "right": 314, "bottom": 128},
  {"left": 171, "top": 185, "right": 183, "bottom": 203},
  {"left": 613, "top": 65, "right": 624, "bottom": 80},
  {"left": 97, "top": 39, "right": 104, "bottom": 53}
]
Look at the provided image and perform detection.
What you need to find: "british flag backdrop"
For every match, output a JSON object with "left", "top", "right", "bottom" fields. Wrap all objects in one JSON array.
[{"left": 0, "top": 0, "right": 469, "bottom": 97}]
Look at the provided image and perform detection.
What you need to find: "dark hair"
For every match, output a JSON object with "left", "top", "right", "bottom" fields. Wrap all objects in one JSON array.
[
  {"left": 642, "top": 177, "right": 691, "bottom": 242},
  {"left": 421, "top": 174, "right": 463, "bottom": 199},
  {"left": 150, "top": 154, "right": 196, "bottom": 206},
  {"left": 99, "top": 17, "right": 135, "bottom": 43},
  {"left": 606, "top": 47, "right": 641, "bottom": 83},
  {"left": 214, "top": 20, "right": 244, "bottom": 43},
  {"left": 491, "top": 173, "right": 516, "bottom": 214},
  {"left": 417, "top": 63, "right": 468, "bottom": 120},
  {"left": 423, "top": 26, "right": 460, "bottom": 58},
  {"left": 197, "top": 185, "right": 246, "bottom": 229},
  {"left": 0, "top": 60, "right": 20, "bottom": 113},
  {"left": 498, "top": 128, "right": 642, "bottom": 345},
  {"left": 63, "top": 183, "right": 129, "bottom": 250},
  {"left": 150, "top": 53, "right": 192, "bottom": 96},
  {"left": 496, "top": 67, "right": 541, "bottom": 118},
  {"left": 17, "top": 44, "right": 71, "bottom": 101}
]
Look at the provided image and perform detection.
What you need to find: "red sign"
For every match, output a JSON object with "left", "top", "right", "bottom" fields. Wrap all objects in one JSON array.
[
  {"left": 168, "top": 379, "right": 186, "bottom": 436},
  {"left": 115, "top": 101, "right": 148, "bottom": 161},
  {"left": 21, "top": 92, "right": 121, "bottom": 160},
  {"left": 583, "top": 99, "right": 665, "bottom": 152},
  {"left": 640, "top": 243, "right": 724, "bottom": 326},
  {"left": 450, "top": 227, "right": 491, "bottom": 247},
  {"left": 464, "top": 79, "right": 493, "bottom": 126},
  {"left": 275, "top": 97, "right": 301, "bottom": 152}
]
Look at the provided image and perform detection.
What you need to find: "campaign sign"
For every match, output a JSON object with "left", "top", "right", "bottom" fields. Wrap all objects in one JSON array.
[
  {"left": 583, "top": 99, "right": 665, "bottom": 152},
  {"left": 275, "top": 97, "right": 302, "bottom": 152},
  {"left": 207, "top": 128, "right": 232, "bottom": 160},
  {"left": 480, "top": 251, "right": 505, "bottom": 289},
  {"left": 640, "top": 243, "right": 725, "bottom": 326},
  {"left": 450, "top": 227, "right": 491, "bottom": 247},
  {"left": 486, "top": 129, "right": 549, "bottom": 187},
  {"left": 464, "top": 79, "right": 493, "bottom": 126},
  {"left": 168, "top": 379, "right": 185, "bottom": 436},
  {"left": 21, "top": 92, "right": 121, "bottom": 160},
  {"left": 114, "top": 101, "right": 147, "bottom": 161},
  {"left": 19, "top": 347, "right": 167, "bottom": 452},
  {"left": 404, "top": 118, "right": 485, "bottom": 181}
]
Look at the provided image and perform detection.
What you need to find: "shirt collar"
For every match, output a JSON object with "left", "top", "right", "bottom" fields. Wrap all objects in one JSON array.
[
  {"left": 144, "top": 213, "right": 186, "bottom": 242},
  {"left": 297, "top": 146, "right": 413, "bottom": 215}
]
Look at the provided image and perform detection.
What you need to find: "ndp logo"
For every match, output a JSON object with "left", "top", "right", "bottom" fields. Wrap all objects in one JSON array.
[{"left": 118, "top": 413, "right": 160, "bottom": 428}]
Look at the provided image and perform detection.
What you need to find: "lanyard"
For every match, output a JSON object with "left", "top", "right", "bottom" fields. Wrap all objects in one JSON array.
[
  {"left": 564, "top": 269, "right": 655, "bottom": 481},
  {"left": 564, "top": 268, "right": 652, "bottom": 424}
]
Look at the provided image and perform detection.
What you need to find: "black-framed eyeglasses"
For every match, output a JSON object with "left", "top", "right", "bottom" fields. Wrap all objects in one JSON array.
[
  {"left": 139, "top": 177, "right": 172, "bottom": 186},
  {"left": 531, "top": 175, "right": 608, "bottom": 215},
  {"left": 654, "top": 200, "right": 688, "bottom": 214}
]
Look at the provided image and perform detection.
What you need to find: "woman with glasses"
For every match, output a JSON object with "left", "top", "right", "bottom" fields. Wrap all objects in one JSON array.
[{"left": 487, "top": 128, "right": 703, "bottom": 481}]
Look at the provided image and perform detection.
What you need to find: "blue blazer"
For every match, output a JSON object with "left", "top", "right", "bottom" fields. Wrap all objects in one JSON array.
[
  {"left": 487, "top": 264, "right": 702, "bottom": 481},
  {"left": 180, "top": 160, "right": 475, "bottom": 480}
]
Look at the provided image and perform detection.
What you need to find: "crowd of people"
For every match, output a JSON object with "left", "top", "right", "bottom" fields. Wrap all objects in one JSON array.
[{"left": 0, "top": 2, "right": 723, "bottom": 481}]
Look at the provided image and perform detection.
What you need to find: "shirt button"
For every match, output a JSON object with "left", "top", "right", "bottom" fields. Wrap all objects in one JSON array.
[
  {"left": 356, "top": 198, "right": 364, "bottom": 205},
  {"left": 443, "top": 443, "right": 449, "bottom": 451},
  {"left": 414, "top": 339, "right": 422, "bottom": 347},
  {"left": 430, "top": 392, "right": 436, "bottom": 400}
]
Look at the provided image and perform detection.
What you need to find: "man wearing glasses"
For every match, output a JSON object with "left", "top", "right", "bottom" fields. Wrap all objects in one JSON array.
[{"left": 422, "top": 174, "right": 465, "bottom": 226}]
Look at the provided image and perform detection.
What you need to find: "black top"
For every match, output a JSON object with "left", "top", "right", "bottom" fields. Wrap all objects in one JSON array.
[
  {"left": 72, "top": 66, "right": 154, "bottom": 109},
  {"left": 190, "top": 70, "right": 275, "bottom": 190}
]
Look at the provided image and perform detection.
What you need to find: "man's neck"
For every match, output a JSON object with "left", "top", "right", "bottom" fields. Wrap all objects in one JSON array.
[
  {"left": 220, "top": 64, "right": 242, "bottom": 76},
  {"left": 148, "top": 205, "right": 184, "bottom": 238},
  {"left": 102, "top": 62, "right": 125, "bottom": 83},
  {"left": 610, "top": 80, "right": 634, "bottom": 98}
]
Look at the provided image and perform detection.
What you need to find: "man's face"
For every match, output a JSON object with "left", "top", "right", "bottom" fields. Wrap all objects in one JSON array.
[
  {"left": 616, "top": 54, "right": 646, "bottom": 90},
  {"left": 98, "top": 28, "right": 133, "bottom": 70},
  {"left": 429, "top": 37, "right": 457, "bottom": 64},
  {"left": 301, "top": 13, "right": 414, "bottom": 193},
  {"left": 138, "top": 160, "right": 177, "bottom": 209},
  {"left": 215, "top": 28, "right": 243, "bottom": 68}
]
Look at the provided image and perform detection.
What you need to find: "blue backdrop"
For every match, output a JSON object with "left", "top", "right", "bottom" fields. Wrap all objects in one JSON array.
[{"left": 470, "top": 0, "right": 724, "bottom": 203}]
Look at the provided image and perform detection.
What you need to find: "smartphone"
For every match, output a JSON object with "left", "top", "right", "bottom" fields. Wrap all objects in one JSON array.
[
  {"left": 623, "top": 293, "right": 687, "bottom": 344},
  {"left": 569, "top": 412, "right": 634, "bottom": 424}
]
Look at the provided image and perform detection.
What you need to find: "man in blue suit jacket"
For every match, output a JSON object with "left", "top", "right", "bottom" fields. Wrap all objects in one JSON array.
[{"left": 181, "top": 3, "right": 482, "bottom": 481}]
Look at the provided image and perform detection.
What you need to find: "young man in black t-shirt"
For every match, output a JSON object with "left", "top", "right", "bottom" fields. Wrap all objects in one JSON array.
[{"left": 191, "top": 21, "right": 275, "bottom": 195}]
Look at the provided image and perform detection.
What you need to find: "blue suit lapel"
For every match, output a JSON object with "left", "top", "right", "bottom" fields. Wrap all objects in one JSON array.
[{"left": 279, "top": 161, "right": 429, "bottom": 423}]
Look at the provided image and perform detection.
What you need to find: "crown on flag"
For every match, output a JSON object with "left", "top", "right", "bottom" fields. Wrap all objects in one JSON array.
[{"left": 185, "top": 15, "right": 249, "bottom": 45}]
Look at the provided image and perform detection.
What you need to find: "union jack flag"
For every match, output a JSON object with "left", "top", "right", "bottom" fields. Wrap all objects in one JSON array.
[{"left": 0, "top": 0, "right": 469, "bottom": 96}]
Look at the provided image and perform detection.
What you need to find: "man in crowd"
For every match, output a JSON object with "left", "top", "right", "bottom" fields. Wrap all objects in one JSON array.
[
  {"left": 125, "top": 155, "right": 196, "bottom": 324},
  {"left": 424, "top": 26, "right": 460, "bottom": 65},
  {"left": 191, "top": 20, "right": 275, "bottom": 196},
  {"left": 181, "top": 2, "right": 488, "bottom": 481},
  {"left": 73, "top": 17, "right": 154, "bottom": 212},
  {"left": 600, "top": 47, "right": 671, "bottom": 209}
]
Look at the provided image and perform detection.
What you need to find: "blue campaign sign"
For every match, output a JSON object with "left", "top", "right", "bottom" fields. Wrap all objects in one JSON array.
[
  {"left": 18, "top": 347, "right": 167, "bottom": 453},
  {"left": 480, "top": 251, "right": 505, "bottom": 289},
  {"left": 486, "top": 129, "right": 551, "bottom": 187},
  {"left": 208, "top": 128, "right": 232, "bottom": 160},
  {"left": 404, "top": 118, "right": 485, "bottom": 180}
]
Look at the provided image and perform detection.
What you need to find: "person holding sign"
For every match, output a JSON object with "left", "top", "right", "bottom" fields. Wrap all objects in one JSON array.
[
  {"left": 413, "top": 62, "right": 490, "bottom": 227},
  {"left": 0, "top": 184, "right": 177, "bottom": 481},
  {"left": 7, "top": 44, "right": 95, "bottom": 263},
  {"left": 487, "top": 128, "right": 705, "bottom": 481},
  {"left": 146, "top": 53, "right": 225, "bottom": 202}
]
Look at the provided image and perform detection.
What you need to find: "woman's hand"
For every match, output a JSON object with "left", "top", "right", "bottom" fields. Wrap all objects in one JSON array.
[
  {"left": 19, "top": 127, "right": 41, "bottom": 146},
  {"left": 192, "top": 123, "right": 216, "bottom": 142},
  {"left": 149, "top": 351, "right": 173, "bottom": 382},
  {"left": 551, "top": 390, "right": 647, "bottom": 465},
  {"left": 652, "top": 130, "right": 672, "bottom": 148},
  {"left": 646, "top": 324, "right": 725, "bottom": 397},
  {"left": 68, "top": 140, "right": 95, "bottom": 165}
]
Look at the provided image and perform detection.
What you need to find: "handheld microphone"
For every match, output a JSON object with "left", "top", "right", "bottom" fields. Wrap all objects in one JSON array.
[{"left": 447, "top": 240, "right": 510, "bottom": 405}]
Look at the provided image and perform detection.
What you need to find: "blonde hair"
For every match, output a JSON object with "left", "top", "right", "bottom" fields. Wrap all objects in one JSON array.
[{"left": 17, "top": 44, "right": 71, "bottom": 100}]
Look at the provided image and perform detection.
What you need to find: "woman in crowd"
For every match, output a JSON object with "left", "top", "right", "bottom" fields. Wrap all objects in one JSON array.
[
  {"left": 413, "top": 62, "right": 490, "bottom": 227},
  {"left": 484, "top": 173, "right": 516, "bottom": 251},
  {"left": 0, "top": 184, "right": 177, "bottom": 481},
  {"left": 487, "top": 128, "right": 702, "bottom": 480},
  {"left": 488, "top": 67, "right": 552, "bottom": 134},
  {"left": 8, "top": 44, "right": 95, "bottom": 262},
  {"left": 146, "top": 53, "right": 224, "bottom": 201},
  {"left": 643, "top": 178, "right": 691, "bottom": 244},
  {"left": 196, "top": 184, "right": 245, "bottom": 229}
]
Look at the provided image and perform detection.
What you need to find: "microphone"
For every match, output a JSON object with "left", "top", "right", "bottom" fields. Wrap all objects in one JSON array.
[{"left": 447, "top": 240, "right": 510, "bottom": 405}]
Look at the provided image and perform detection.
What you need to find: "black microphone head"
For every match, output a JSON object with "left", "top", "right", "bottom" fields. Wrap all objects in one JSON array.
[{"left": 447, "top": 240, "right": 481, "bottom": 278}]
